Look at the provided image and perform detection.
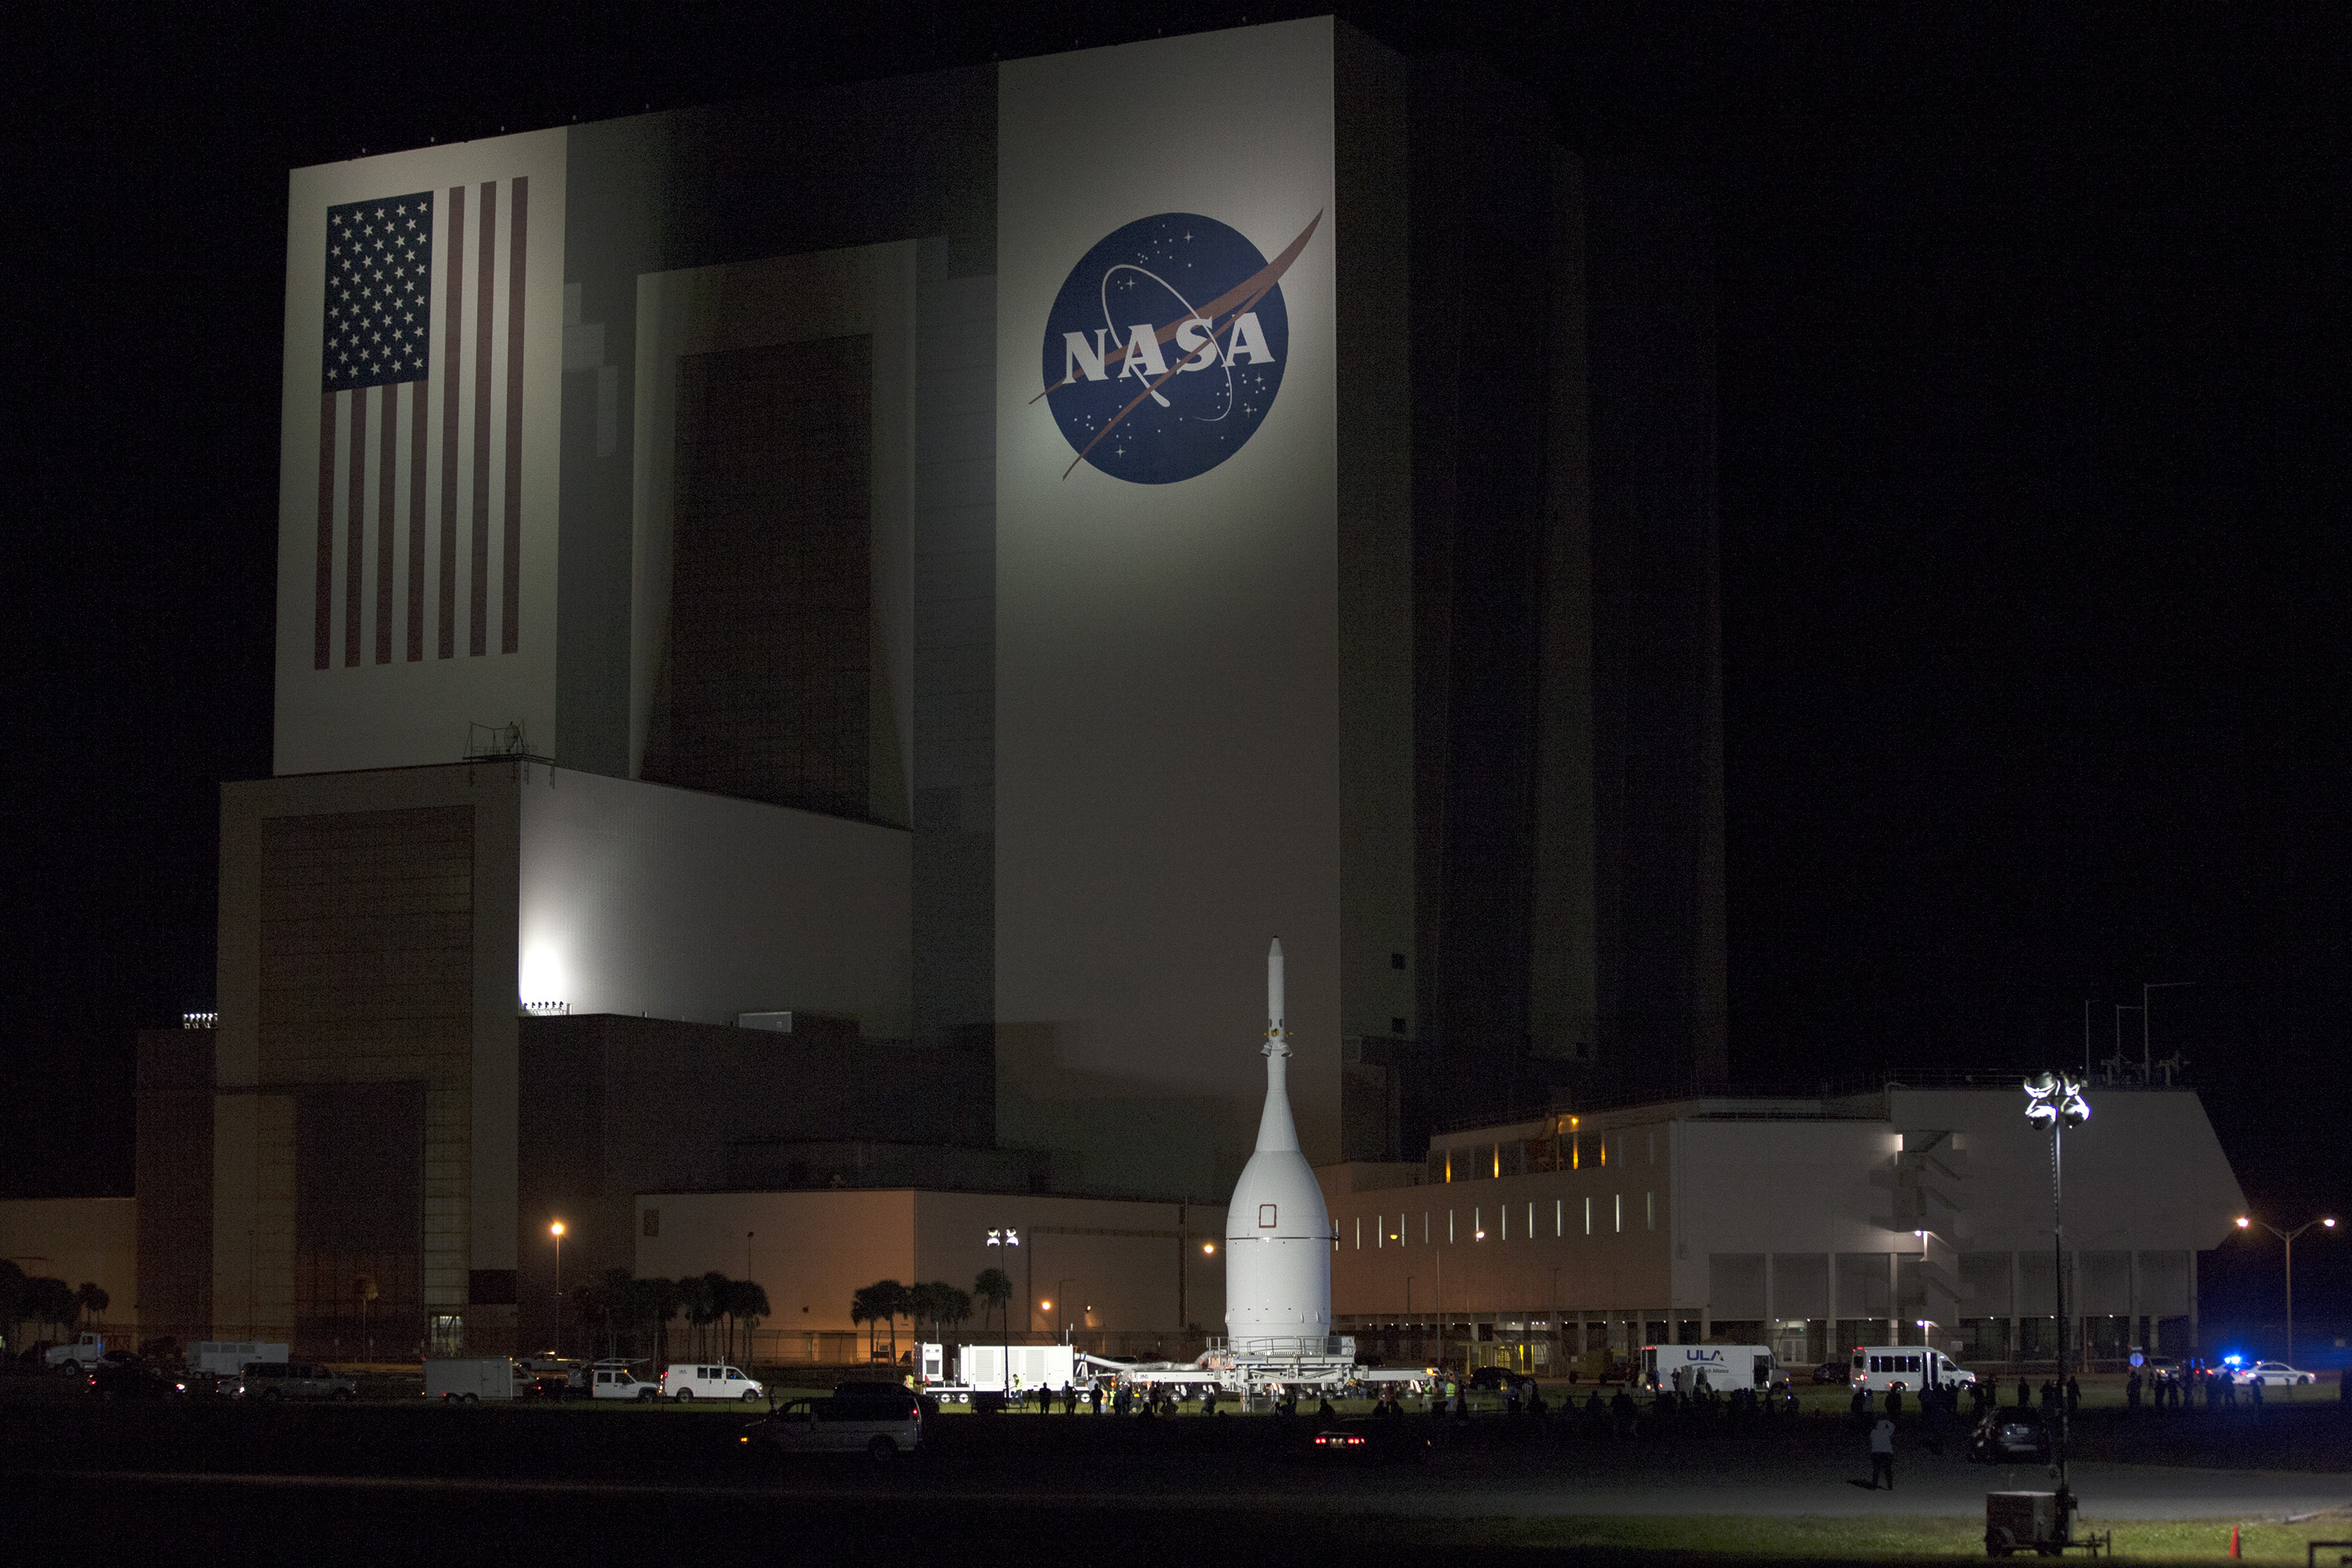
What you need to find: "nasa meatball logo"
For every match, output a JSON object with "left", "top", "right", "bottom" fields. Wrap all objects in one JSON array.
[{"left": 1037, "top": 210, "right": 1320, "bottom": 484}]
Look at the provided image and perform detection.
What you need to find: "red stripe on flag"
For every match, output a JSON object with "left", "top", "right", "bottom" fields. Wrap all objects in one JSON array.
[
  {"left": 314, "top": 390, "right": 336, "bottom": 670},
  {"left": 471, "top": 180, "right": 495, "bottom": 658},
  {"left": 440, "top": 187, "right": 464, "bottom": 659},
  {"left": 376, "top": 381, "right": 396, "bottom": 664},
  {"left": 502, "top": 176, "right": 527, "bottom": 655},
  {"left": 345, "top": 386, "right": 366, "bottom": 667},
  {"left": 408, "top": 378, "right": 427, "bottom": 662}
]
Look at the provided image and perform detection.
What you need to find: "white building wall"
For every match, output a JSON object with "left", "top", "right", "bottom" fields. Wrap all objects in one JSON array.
[
  {"left": 1886, "top": 1088, "right": 2243, "bottom": 1256},
  {"left": 517, "top": 766, "right": 911, "bottom": 1038},
  {"left": 1672, "top": 1118, "right": 1902, "bottom": 1317}
]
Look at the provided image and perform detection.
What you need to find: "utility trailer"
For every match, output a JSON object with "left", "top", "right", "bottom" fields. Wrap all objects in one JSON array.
[{"left": 425, "top": 1357, "right": 528, "bottom": 1401}]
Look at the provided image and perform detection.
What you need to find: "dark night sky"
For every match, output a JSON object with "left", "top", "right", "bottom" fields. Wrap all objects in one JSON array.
[{"left": 2, "top": 4, "right": 2343, "bottom": 1334}]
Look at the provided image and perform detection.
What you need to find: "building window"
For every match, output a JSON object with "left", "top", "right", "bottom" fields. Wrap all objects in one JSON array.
[
  {"left": 1584, "top": 1196, "right": 1592, "bottom": 1236},
  {"left": 643, "top": 1208, "right": 659, "bottom": 1238},
  {"left": 1555, "top": 1199, "right": 1563, "bottom": 1238},
  {"left": 1649, "top": 1130, "right": 1657, "bottom": 1165},
  {"left": 1614, "top": 1195, "right": 1622, "bottom": 1233},
  {"left": 1529, "top": 1201, "right": 1536, "bottom": 1240},
  {"left": 1423, "top": 1211, "right": 1430, "bottom": 1244},
  {"left": 1392, "top": 1017, "right": 1407, "bottom": 1035},
  {"left": 1646, "top": 1192, "right": 1655, "bottom": 1229},
  {"left": 1390, "top": 952, "right": 1406, "bottom": 970},
  {"left": 1355, "top": 1217, "right": 1361, "bottom": 1250},
  {"left": 1448, "top": 1210, "right": 1455, "bottom": 1243}
]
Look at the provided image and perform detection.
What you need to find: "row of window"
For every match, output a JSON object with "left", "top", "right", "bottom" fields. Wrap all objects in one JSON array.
[
  {"left": 1348, "top": 1193, "right": 1657, "bottom": 1249},
  {"left": 1428, "top": 1126, "right": 1664, "bottom": 1184}
]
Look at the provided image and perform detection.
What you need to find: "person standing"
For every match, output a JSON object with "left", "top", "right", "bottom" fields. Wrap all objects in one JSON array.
[
  {"left": 1869, "top": 1416, "right": 1896, "bottom": 1490},
  {"left": 2017, "top": 1375, "right": 2031, "bottom": 1408}
]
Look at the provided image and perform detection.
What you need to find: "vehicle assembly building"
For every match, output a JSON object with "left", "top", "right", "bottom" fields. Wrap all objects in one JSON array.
[{"left": 132, "top": 17, "right": 1733, "bottom": 1359}]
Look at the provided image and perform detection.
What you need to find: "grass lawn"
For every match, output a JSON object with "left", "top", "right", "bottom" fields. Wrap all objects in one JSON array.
[{"left": 1439, "top": 1512, "right": 2352, "bottom": 1563}]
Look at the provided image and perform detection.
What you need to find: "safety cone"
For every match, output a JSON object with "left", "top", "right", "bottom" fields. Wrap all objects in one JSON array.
[{"left": 2229, "top": 1523, "right": 2241, "bottom": 1558}]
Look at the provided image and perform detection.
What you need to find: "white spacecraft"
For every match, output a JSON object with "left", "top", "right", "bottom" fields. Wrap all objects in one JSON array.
[
  {"left": 1102, "top": 939, "right": 1359, "bottom": 1397},
  {"left": 1222, "top": 937, "right": 1336, "bottom": 1354}
]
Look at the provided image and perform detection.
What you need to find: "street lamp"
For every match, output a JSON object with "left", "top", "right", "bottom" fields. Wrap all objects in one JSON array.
[
  {"left": 549, "top": 1221, "right": 565, "bottom": 1357},
  {"left": 2024, "top": 1070, "right": 2089, "bottom": 1496},
  {"left": 2233, "top": 1214, "right": 2337, "bottom": 1369}
]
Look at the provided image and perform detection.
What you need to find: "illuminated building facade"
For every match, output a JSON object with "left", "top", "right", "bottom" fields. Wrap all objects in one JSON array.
[{"left": 147, "top": 19, "right": 1727, "bottom": 1356}]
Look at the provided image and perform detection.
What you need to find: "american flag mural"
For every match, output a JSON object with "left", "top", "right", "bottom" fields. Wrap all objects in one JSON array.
[{"left": 313, "top": 178, "right": 529, "bottom": 670}]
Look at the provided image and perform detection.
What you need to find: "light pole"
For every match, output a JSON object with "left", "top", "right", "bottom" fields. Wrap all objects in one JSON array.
[
  {"left": 2233, "top": 1214, "right": 2336, "bottom": 1369},
  {"left": 984, "top": 1225, "right": 1022, "bottom": 1393},
  {"left": 549, "top": 1221, "right": 565, "bottom": 1357},
  {"left": 2024, "top": 1071, "right": 2089, "bottom": 1497}
]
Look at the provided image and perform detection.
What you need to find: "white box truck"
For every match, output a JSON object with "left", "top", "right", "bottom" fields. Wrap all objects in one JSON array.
[
  {"left": 425, "top": 1357, "right": 528, "bottom": 1401},
  {"left": 953, "top": 1344, "right": 1077, "bottom": 1396},
  {"left": 191, "top": 1341, "right": 289, "bottom": 1377},
  {"left": 1642, "top": 1344, "right": 1779, "bottom": 1392}
]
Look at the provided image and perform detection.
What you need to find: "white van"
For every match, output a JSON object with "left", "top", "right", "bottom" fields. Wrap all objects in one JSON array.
[
  {"left": 661, "top": 1362, "right": 765, "bottom": 1402},
  {"left": 747, "top": 1383, "right": 923, "bottom": 1459},
  {"left": 1849, "top": 1345, "right": 1974, "bottom": 1392}
]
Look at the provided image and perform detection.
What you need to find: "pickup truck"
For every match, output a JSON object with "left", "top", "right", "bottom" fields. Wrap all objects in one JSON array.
[{"left": 43, "top": 1333, "right": 107, "bottom": 1370}]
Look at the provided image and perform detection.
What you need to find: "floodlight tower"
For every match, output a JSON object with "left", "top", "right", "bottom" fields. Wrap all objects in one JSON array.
[
  {"left": 2233, "top": 1214, "right": 2337, "bottom": 1370},
  {"left": 2024, "top": 1071, "right": 2089, "bottom": 1492}
]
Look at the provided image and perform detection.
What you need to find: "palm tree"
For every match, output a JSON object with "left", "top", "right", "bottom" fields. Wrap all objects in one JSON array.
[
  {"left": 849, "top": 1283, "right": 880, "bottom": 1359},
  {"left": 729, "top": 1279, "right": 770, "bottom": 1368},
  {"left": 687, "top": 1272, "right": 727, "bottom": 1361},
  {"left": 909, "top": 1281, "right": 973, "bottom": 1345},
  {"left": 973, "top": 1269, "right": 1012, "bottom": 1334},
  {"left": 871, "top": 1279, "right": 910, "bottom": 1363},
  {"left": 26, "top": 1278, "right": 76, "bottom": 1343},
  {"left": 939, "top": 1283, "right": 974, "bottom": 1340},
  {"left": 74, "top": 1283, "right": 108, "bottom": 1331},
  {"left": 646, "top": 1277, "right": 685, "bottom": 1366},
  {"left": 0, "top": 1260, "right": 26, "bottom": 1350}
]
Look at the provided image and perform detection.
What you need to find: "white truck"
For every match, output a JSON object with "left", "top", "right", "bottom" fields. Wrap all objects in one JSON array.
[
  {"left": 588, "top": 1360, "right": 660, "bottom": 1400},
  {"left": 1642, "top": 1344, "right": 1780, "bottom": 1392},
  {"left": 191, "top": 1341, "right": 290, "bottom": 1377},
  {"left": 425, "top": 1357, "right": 528, "bottom": 1401},
  {"left": 927, "top": 1343, "right": 1079, "bottom": 1402},
  {"left": 42, "top": 1333, "right": 108, "bottom": 1370}
]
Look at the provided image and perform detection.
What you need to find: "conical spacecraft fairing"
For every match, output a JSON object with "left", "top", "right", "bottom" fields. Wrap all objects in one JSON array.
[{"left": 1224, "top": 938, "right": 1333, "bottom": 1351}]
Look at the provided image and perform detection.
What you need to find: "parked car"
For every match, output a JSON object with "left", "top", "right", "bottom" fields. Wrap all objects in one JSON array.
[
  {"left": 2143, "top": 1356, "right": 2180, "bottom": 1385},
  {"left": 742, "top": 1383, "right": 921, "bottom": 1458},
  {"left": 662, "top": 1363, "right": 764, "bottom": 1403},
  {"left": 1969, "top": 1407, "right": 2053, "bottom": 1465},
  {"left": 234, "top": 1362, "right": 358, "bottom": 1400},
  {"left": 2232, "top": 1360, "right": 2316, "bottom": 1388},
  {"left": 1813, "top": 1360, "right": 1851, "bottom": 1385},
  {"left": 86, "top": 1356, "right": 173, "bottom": 1400}
]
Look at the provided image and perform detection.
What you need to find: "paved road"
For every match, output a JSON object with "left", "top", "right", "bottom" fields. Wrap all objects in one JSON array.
[{"left": 42, "top": 1447, "right": 2349, "bottom": 1523}]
